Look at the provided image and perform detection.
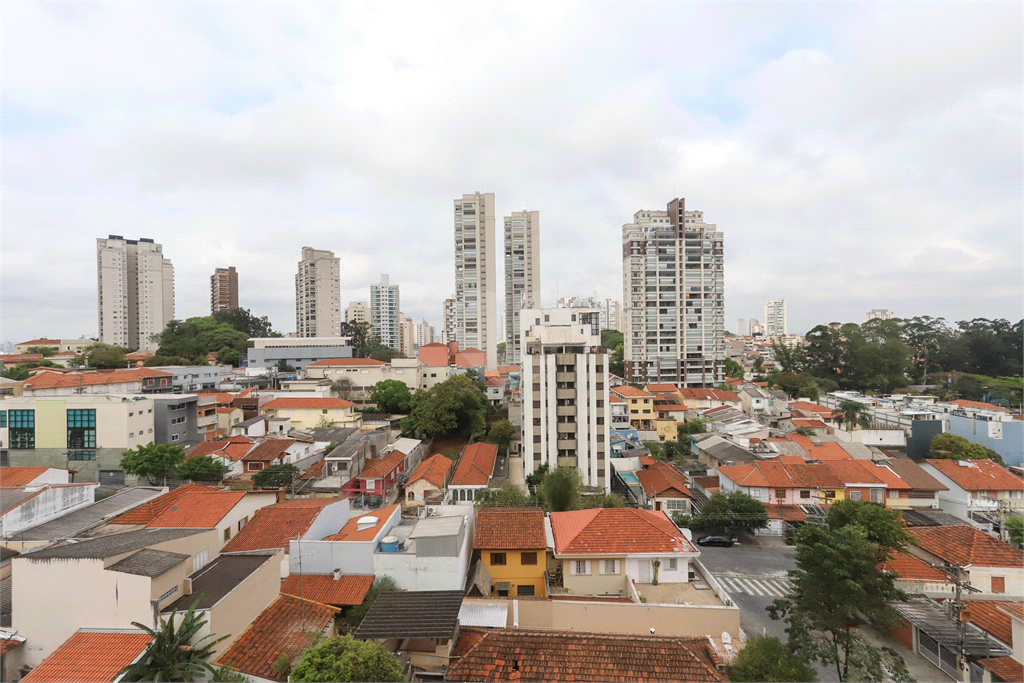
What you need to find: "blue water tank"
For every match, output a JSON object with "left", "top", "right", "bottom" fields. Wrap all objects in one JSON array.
[{"left": 379, "top": 536, "right": 400, "bottom": 553}]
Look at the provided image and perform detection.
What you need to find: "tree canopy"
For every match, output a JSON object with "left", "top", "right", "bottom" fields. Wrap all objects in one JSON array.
[
  {"left": 928, "top": 433, "right": 1004, "bottom": 466},
  {"left": 176, "top": 456, "right": 227, "bottom": 483},
  {"left": 118, "top": 599, "right": 228, "bottom": 682},
  {"left": 403, "top": 374, "right": 487, "bottom": 438},
  {"left": 154, "top": 317, "right": 249, "bottom": 366},
  {"left": 369, "top": 379, "right": 412, "bottom": 413},
  {"left": 724, "top": 357, "right": 745, "bottom": 379},
  {"left": 689, "top": 491, "right": 768, "bottom": 536},
  {"left": 601, "top": 329, "right": 624, "bottom": 378},
  {"left": 252, "top": 463, "right": 299, "bottom": 489},
  {"left": 120, "top": 443, "right": 186, "bottom": 484},
  {"left": 486, "top": 419, "right": 516, "bottom": 453},
  {"left": 540, "top": 466, "right": 583, "bottom": 512},
  {"left": 290, "top": 635, "right": 404, "bottom": 683},
  {"left": 726, "top": 635, "right": 817, "bottom": 683},
  {"left": 476, "top": 482, "right": 533, "bottom": 507},
  {"left": 340, "top": 321, "right": 399, "bottom": 361},
  {"left": 82, "top": 343, "right": 129, "bottom": 369},
  {"left": 826, "top": 499, "right": 910, "bottom": 558}
]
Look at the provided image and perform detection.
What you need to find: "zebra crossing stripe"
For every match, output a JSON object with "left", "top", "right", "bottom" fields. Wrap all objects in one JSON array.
[
  {"left": 718, "top": 577, "right": 791, "bottom": 596},
  {"left": 740, "top": 579, "right": 763, "bottom": 595}
]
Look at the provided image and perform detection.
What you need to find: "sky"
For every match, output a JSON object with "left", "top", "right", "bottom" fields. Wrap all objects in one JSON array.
[{"left": 2, "top": 1, "right": 1022, "bottom": 345}]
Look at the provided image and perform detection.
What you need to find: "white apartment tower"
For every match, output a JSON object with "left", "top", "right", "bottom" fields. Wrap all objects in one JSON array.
[
  {"left": 295, "top": 247, "right": 341, "bottom": 338},
  {"left": 442, "top": 297, "right": 456, "bottom": 344},
  {"left": 345, "top": 301, "right": 370, "bottom": 326},
  {"left": 415, "top": 320, "right": 436, "bottom": 347},
  {"left": 454, "top": 193, "right": 498, "bottom": 368},
  {"left": 504, "top": 210, "right": 541, "bottom": 365},
  {"left": 520, "top": 308, "right": 610, "bottom": 491},
  {"left": 96, "top": 235, "right": 174, "bottom": 351},
  {"left": 370, "top": 275, "right": 400, "bottom": 350},
  {"left": 621, "top": 199, "right": 725, "bottom": 386},
  {"left": 866, "top": 309, "right": 894, "bottom": 322},
  {"left": 764, "top": 300, "right": 787, "bottom": 337},
  {"left": 736, "top": 318, "right": 747, "bottom": 337}
]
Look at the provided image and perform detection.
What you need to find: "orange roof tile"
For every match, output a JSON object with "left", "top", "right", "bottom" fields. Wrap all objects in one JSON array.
[
  {"left": 305, "top": 357, "right": 387, "bottom": 367},
  {"left": 611, "top": 385, "right": 655, "bottom": 398},
  {"left": 998, "top": 603, "right": 1024, "bottom": 620},
  {"left": 262, "top": 397, "right": 355, "bottom": 410},
  {"left": 241, "top": 439, "right": 295, "bottom": 463},
  {"left": 776, "top": 455, "right": 806, "bottom": 464},
  {"left": 0, "top": 354, "right": 43, "bottom": 364},
  {"left": 216, "top": 595, "right": 336, "bottom": 682},
  {"left": 146, "top": 491, "right": 247, "bottom": 528},
  {"left": 879, "top": 552, "right": 951, "bottom": 583},
  {"left": 450, "top": 443, "right": 497, "bottom": 486},
  {"left": 635, "top": 462, "right": 694, "bottom": 499},
  {"left": 855, "top": 461, "right": 912, "bottom": 489},
  {"left": 0, "top": 466, "right": 55, "bottom": 487},
  {"left": 280, "top": 574, "right": 374, "bottom": 606},
  {"left": 979, "top": 657, "right": 1023, "bottom": 682},
  {"left": 792, "top": 436, "right": 852, "bottom": 461},
  {"left": 407, "top": 453, "right": 454, "bottom": 488},
  {"left": 325, "top": 504, "right": 399, "bottom": 541},
  {"left": 951, "top": 399, "right": 1011, "bottom": 413},
  {"left": 0, "top": 637, "right": 24, "bottom": 656},
  {"left": 418, "top": 343, "right": 451, "bottom": 366},
  {"left": 823, "top": 460, "right": 888, "bottom": 486},
  {"left": 21, "top": 630, "right": 151, "bottom": 683},
  {"left": 910, "top": 526, "right": 1024, "bottom": 568},
  {"left": 297, "top": 461, "right": 326, "bottom": 480},
  {"left": 355, "top": 450, "right": 406, "bottom": 480},
  {"left": 785, "top": 462, "right": 846, "bottom": 488},
  {"left": 23, "top": 367, "right": 171, "bottom": 390},
  {"left": 109, "top": 483, "right": 221, "bottom": 525},
  {"left": 550, "top": 508, "right": 696, "bottom": 555},
  {"left": 18, "top": 338, "right": 61, "bottom": 346},
  {"left": 924, "top": 458, "right": 1024, "bottom": 492},
  {"left": 474, "top": 507, "right": 546, "bottom": 550},
  {"left": 791, "top": 418, "right": 829, "bottom": 429},
  {"left": 962, "top": 600, "right": 1016, "bottom": 645},
  {"left": 638, "top": 455, "right": 657, "bottom": 466},
  {"left": 645, "top": 383, "right": 681, "bottom": 394},
  {"left": 484, "top": 377, "right": 506, "bottom": 386},
  {"left": 221, "top": 498, "right": 337, "bottom": 552},
  {"left": 788, "top": 401, "right": 840, "bottom": 418},
  {"left": 679, "top": 387, "right": 740, "bottom": 402}
]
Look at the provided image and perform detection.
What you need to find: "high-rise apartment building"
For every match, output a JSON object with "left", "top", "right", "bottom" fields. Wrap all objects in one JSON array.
[
  {"left": 764, "top": 300, "right": 787, "bottom": 337},
  {"left": 557, "top": 296, "right": 622, "bottom": 333},
  {"left": 454, "top": 193, "right": 498, "bottom": 369},
  {"left": 396, "top": 313, "right": 416, "bottom": 357},
  {"left": 415, "top": 320, "right": 436, "bottom": 347},
  {"left": 442, "top": 297, "right": 456, "bottom": 344},
  {"left": 736, "top": 318, "right": 747, "bottom": 336},
  {"left": 210, "top": 267, "right": 238, "bottom": 314},
  {"left": 295, "top": 247, "right": 341, "bottom": 338},
  {"left": 504, "top": 210, "right": 540, "bottom": 365},
  {"left": 97, "top": 235, "right": 174, "bottom": 351},
  {"left": 519, "top": 308, "right": 609, "bottom": 491},
  {"left": 345, "top": 301, "right": 370, "bottom": 326},
  {"left": 621, "top": 199, "right": 724, "bottom": 386},
  {"left": 370, "top": 275, "right": 400, "bottom": 350},
  {"left": 866, "top": 309, "right": 894, "bottom": 322}
]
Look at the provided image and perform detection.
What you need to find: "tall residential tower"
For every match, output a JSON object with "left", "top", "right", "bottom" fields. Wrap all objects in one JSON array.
[
  {"left": 503, "top": 210, "right": 540, "bottom": 365},
  {"left": 97, "top": 235, "right": 174, "bottom": 351},
  {"left": 295, "top": 247, "right": 341, "bottom": 338},
  {"left": 210, "top": 267, "right": 239, "bottom": 314},
  {"left": 764, "top": 300, "right": 787, "bottom": 337},
  {"left": 370, "top": 275, "right": 400, "bottom": 350},
  {"left": 454, "top": 192, "right": 498, "bottom": 368}
]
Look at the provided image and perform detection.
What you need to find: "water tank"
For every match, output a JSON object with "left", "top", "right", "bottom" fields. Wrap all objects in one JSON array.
[{"left": 379, "top": 536, "right": 400, "bottom": 553}]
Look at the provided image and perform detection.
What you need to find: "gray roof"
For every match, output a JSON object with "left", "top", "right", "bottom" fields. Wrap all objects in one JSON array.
[
  {"left": 892, "top": 597, "right": 1010, "bottom": 658},
  {"left": 0, "top": 547, "right": 19, "bottom": 563},
  {"left": 0, "top": 489, "right": 38, "bottom": 514},
  {"left": 355, "top": 590, "right": 464, "bottom": 639},
  {"left": 900, "top": 509, "right": 970, "bottom": 528},
  {"left": 235, "top": 415, "right": 268, "bottom": 428},
  {"left": 703, "top": 439, "right": 757, "bottom": 463},
  {"left": 11, "top": 487, "right": 165, "bottom": 541},
  {"left": 309, "top": 427, "right": 358, "bottom": 444},
  {"left": 22, "top": 528, "right": 206, "bottom": 560},
  {"left": 107, "top": 548, "right": 189, "bottom": 577},
  {"left": 164, "top": 553, "right": 275, "bottom": 612}
]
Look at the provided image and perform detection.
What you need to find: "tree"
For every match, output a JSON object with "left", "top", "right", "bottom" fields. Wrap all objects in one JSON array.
[
  {"left": 602, "top": 329, "right": 625, "bottom": 378},
  {"left": 476, "top": 482, "right": 533, "bottom": 507},
  {"left": 771, "top": 339, "right": 805, "bottom": 374},
  {"left": 339, "top": 321, "right": 373, "bottom": 354},
  {"left": 345, "top": 576, "right": 398, "bottom": 627},
  {"left": 689, "top": 491, "right": 768, "bottom": 536},
  {"left": 331, "top": 378, "right": 355, "bottom": 401},
  {"left": 583, "top": 492, "right": 625, "bottom": 508},
  {"left": 826, "top": 499, "right": 910, "bottom": 557},
  {"left": 26, "top": 346, "right": 57, "bottom": 357},
  {"left": 724, "top": 357, "right": 745, "bottom": 379},
  {"left": 144, "top": 355, "right": 194, "bottom": 367},
  {"left": 496, "top": 342, "right": 507, "bottom": 365},
  {"left": 768, "top": 525, "right": 910, "bottom": 682},
  {"left": 252, "top": 463, "right": 299, "bottom": 489},
  {"left": 837, "top": 400, "right": 871, "bottom": 431},
  {"left": 927, "top": 433, "right": 1005, "bottom": 465},
  {"left": 404, "top": 374, "right": 487, "bottom": 437},
  {"left": 215, "top": 347, "right": 240, "bottom": 366},
  {"left": 153, "top": 317, "right": 251, "bottom": 366},
  {"left": 539, "top": 466, "right": 582, "bottom": 512},
  {"left": 83, "top": 343, "right": 129, "bottom": 369},
  {"left": 290, "top": 635, "right": 403, "bottom": 683},
  {"left": 0, "top": 365, "right": 31, "bottom": 381},
  {"left": 176, "top": 456, "right": 226, "bottom": 482},
  {"left": 525, "top": 463, "right": 549, "bottom": 490},
  {"left": 276, "top": 359, "right": 296, "bottom": 373},
  {"left": 117, "top": 600, "right": 228, "bottom": 682},
  {"left": 120, "top": 443, "right": 186, "bottom": 484},
  {"left": 212, "top": 308, "right": 279, "bottom": 339},
  {"left": 369, "top": 380, "right": 412, "bottom": 414},
  {"left": 1005, "top": 515, "right": 1023, "bottom": 547},
  {"left": 726, "top": 635, "right": 817, "bottom": 683},
  {"left": 487, "top": 419, "right": 515, "bottom": 454}
]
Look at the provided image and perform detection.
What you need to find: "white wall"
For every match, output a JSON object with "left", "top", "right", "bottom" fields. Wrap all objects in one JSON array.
[
  {"left": 1, "top": 484, "right": 97, "bottom": 538},
  {"left": 624, "top": 555, "right": 692, "bottom": 584}
]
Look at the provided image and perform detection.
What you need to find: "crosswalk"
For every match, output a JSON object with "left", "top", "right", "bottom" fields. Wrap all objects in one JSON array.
[{"left": 717, "top": 576, "right": 792, "bottom": 597}]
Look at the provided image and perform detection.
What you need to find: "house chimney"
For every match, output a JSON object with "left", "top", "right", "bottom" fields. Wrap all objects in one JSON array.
[
  {"left": 183, "top": 578, "right": 193, "bottom": 595},
  {"left": 333, "top": 568, "right": 342, "bottom": 581}
]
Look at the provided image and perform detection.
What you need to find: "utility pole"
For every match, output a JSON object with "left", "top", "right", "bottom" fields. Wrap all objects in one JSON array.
[{"left": 932, "top": 561, "right": 981, "bottom": 682}]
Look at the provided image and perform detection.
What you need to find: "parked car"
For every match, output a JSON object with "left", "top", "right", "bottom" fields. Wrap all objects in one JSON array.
[{"left": 696, "top": 534, "right": 734, "bottom": 547}]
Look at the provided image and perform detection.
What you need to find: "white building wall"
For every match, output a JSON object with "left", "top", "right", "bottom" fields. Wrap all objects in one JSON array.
[
  {"left": 454, "top": 193, "right": 498, "bottom": 369},
  {"left": 0, "top": 484, "right": 97, "bottom": 538}
]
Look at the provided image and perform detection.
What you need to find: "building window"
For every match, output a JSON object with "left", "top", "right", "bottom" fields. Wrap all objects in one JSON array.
[
  {"left": 800, "top": 490, "right": 811, "bottom": 499},
  {"left": 238, "top": 516, "right": 249, "bottom": 531},
  {"left": 849, "top": 491, "right": 862, "bottom": 501},
  {"left": 775, "top": 489, "right": 786, "bottom": 500},
  {"left": 571, "top": 560, "right": 591, "bottom": 575},
  {"left": 600, "top": 559, "right": 619, "bottom": 575},
  {"left": 67, "top": 409, "right": 97, "bottom": 451},
  {"left": 0, "top": 411, "right": 6, "bottom": 428},
  {"left": 8, "top": 409, "right": 35, "bottom": 449},
  {"left": 490, "top": 552, "right": 507, "bottom": 566},
  {"left": 516, "top": 584, "right": 535, "bottom": 597},
  {"left": 223, "top": 527, "right": 231, "bottom": 542},
  {"left": 171, "top": 434, "right": 180, "bottom": 442},
  {"left": 192, "top": 550, "right": 208, "bottom": 572},
  {"left": 992, "top": 576, "right": 1005, "bottom": 594},
  {"left": 665, "top": 499, "right": 686, "bottom": 510},
  {"left": 668, "top": 558, "right": 678, "bottom": 571},
  {"left": 521, "top": 552, "right": 538, "bottom": 565}
]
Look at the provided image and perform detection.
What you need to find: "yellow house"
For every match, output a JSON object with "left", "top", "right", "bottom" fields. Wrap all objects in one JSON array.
[
  {"left": 474, "top": 507, "right": 548, "bottom": 598},
  {"left": 259, "top": 397, "right": 362, "bottom": 430},
  {"left": 611, "top": 386, "right": 657, "bottom": 430},
  {"left": 656, "top": 419, "right": 678, "bottom": 442}
]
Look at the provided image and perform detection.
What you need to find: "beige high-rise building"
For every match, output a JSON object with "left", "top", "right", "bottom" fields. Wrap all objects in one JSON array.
[
  {"left": 295, "top": 247, "right": 341, "bottom": 338},
  {"left": 622, "top": 199, "right": 724, "bottom": 386},
  {"left": 97, "top": 235, "right": 174, "bottom": 351},
  {"left": 397, "top": 313, "right": 416, "bottom": 357},
  {"left": 210, "top": 267, "right": 238, "bottom": 314},
  {"left": 454, "top": 193, "right": 498, "bottom": 368},
  {"left": 764, "top": 300, "right": 787, "bottom": 337},
  {"left": 346, "top": 301, "right": 370, "bottom": 326},
  {"left": 504, "top": 210, "right": 540, "bottom": 365},
  {"left": 415, "top": 319, "right": 436, "bottom": 347},
  {"left": 442, "top": 297, "right": 456, "bottom": 344}
]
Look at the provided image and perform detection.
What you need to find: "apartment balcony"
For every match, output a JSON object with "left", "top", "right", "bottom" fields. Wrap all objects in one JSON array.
[
  {"left": 556, "top": 389, "right": 576, "bottom": 400},
  {"left": 556, "top": 405, "right": 577, "bottom": 417},
  {"left": 556, "top": 422, "right": 576, "bottom": 434},
  {"left": 197, "top": 413, "right": 218, "bottom": 428},
  {"left": 555, "top": 372, "right": 576, "bottom": 383},
  {"left": 556, "top": 439, "right": 577, "bottom": 451}
]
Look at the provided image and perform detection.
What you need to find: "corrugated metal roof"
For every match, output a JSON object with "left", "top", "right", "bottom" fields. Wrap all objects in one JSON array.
[{"left": 458, "top": 602, "right": 508, "bottom": 628}]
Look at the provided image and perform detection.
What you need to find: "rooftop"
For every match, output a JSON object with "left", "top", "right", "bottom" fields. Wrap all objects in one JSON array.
[
  {"left": 23, "top": 367, "right": 171, "bottom": 390},
  {"left": 107, "top": 548, "right": 189, "bottom": 577},
  {"left": 146, "top": 491, "right": 247, "bottom": 528},
  {"left": 21, "top": 630, "right": 152, "bottom": 683},
  {"left": 165, "top": 553, "right": 276, "bottom": 612},
  {"left": 221, "top": 497, "right": 340, "bottom": 553},
  {"left": 550, "top": 508, "right": 697, "bottom": 556},
  {"left": 636, "top": 462, "right": 694, "bottom": 499},
  {"left": 305, "top": 357, "right": 387, "bottom": 367},
  {"left": 924, "top": 458, "right": 1024, "bottom": 491},
  {"left": 262, "top": 397, "right": 355, "bottom": 410},
  {"left": 354, "top": 590, "right": 464, "bottom": 640},
  {"left": 356, "top": 449, "right": 407, "bottom": 479},
  {"left": 0, "top": 466, "right": 57, "bottom": 487},
  {"left": 280, "top": 573, "right": 374, "bottom": 606},
  {"left": 909, "top": 525, "right": 1024, "bottom": 568},
  {"left": 450, "top": 442, "right": 497, "bottom": 486},
  {"left": 474, "top": 507, "right": 546, "bottom": 550},
  {"left": 325, "top": 504, "right": 399, "bottom": 542},
  {"left": 407, "top": 453, "right": 454, "bottom": 488},
  {"left": 884, "top": 459, "right": 948, "bottom": 492},
  {"left": 879, "top": 552, "right": 951, "bottom": 583},
  {"left": 109, "top": 483, "right": 221, "bottom": 525},
  {"left": 22, "top": 528, "right": 206, "bottom": 560},
  {"left": 962, "top": 599, "right": 1017, "bottom": 646}
]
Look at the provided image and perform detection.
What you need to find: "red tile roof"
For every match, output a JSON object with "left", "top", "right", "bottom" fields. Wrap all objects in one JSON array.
[
  {"left": 962, "top": 600, "right": 1016, "bottom": 645},
  {"left": 241, "top": 439, "right": 295, "bottom": 463},
  {"left": 454, "top": 349, "right": 486, "bottom": 368},
  {"left": 146, "top": 491, "right": 247, "bottom": 528},
  {"left": 407, "top": 454, "right": 453, "bottom": 488},
  {"left": 0, "top": 637, "right": 24, "bottom": 656},
  {"left": 645, "top": 383, "right": 681, "bottom": 394},
  {"left": 924, "top": 458, "right": 1024, "bottom": 492},
  {"left": 785, "top": 463, "right": 846, "bottom": 489},
  {"left": 979, "top": 657, "right": 1023, "bottom": 682},
  {"left": 474, "top": 508, "right": 547, "bottom": 549},
  {"left": 221, "top": 498, "right": 337, "bottom": 552},
  {"left": 999, "top": 602, "right": 1024, "bottom": 620},
  {"left": 262, "top": 397, "right": 355, "bottom": 410},
  {"left": 18, "top": 338, "right": 61, "bottom": 346},
  {"left": 787, "top": 434, "right": 852, "bottom": 461},
  {"left": 855, "top": 461, "right": 912, "bottom": 490},
  {"left": 679, "top": 387, "right": 740, "bottom": 402},
  {"left": 484, "top": 377, "right": 506, "bottom": 387},
  {"left": 909, "top": 526, "right": 1024, "bottom": 568},
  {"left": 879, "top": 552, "right": 951, "bottom": 583},
  {"left": 823, "top": 460, "right": 888, "bottom": 486},
  {"left": 325, "top": 504, "right": 399, "bottom": 542},
  {"left": 550, "top": 508, "right": 696, "bottom": 555},
  {"left": 216, "top": 595, "right": 336, "bottom": 682},
  {"left": 635, "top": 462, "right": 694, "bottom": 499},
  {"left": 0, "top": 466, "right": 55, "bottom": 487},
  {"left": 21, "top": 630, "right": 151, "bottom": 683},
  {"left": 109, "top": 483, "right": 221, "bottom": 525},
  {"left": 305, "top": 358, "right": 387, "bottom": 367},
  {"left": 0, "top": 354, "right": 43, "bottom": 364},
  {"left": 776, "top": 455, "right": 806, "bottom": 465},
  {"left": 787, "top": 401, "right": 840, "bottom": 418},
  {"left": 791, "top": 418, "right": 829, "bottom": 429},
  {"left": 450, "top": 443, "right": 497, "bottom": 486},
  {"left": 447, "top": 628, "right": 726, "bottom": 682},
  {"left": 418, "top": 343, "right": 451, "bottom": 366},
  {"left": 611, "top": 385, "right": 655, "bottom": 398},
  {"left": 355, "top": 449, "right": 406, "bottom": 480},
  {"left": 23, "top": 367, "right": 171, "bottom": 390},
  {"left": 951, "top": 399, "right": 1011, "bottom": 413},
  {"left": 280, "top": 574, "right": 375, "bottom": 606}
]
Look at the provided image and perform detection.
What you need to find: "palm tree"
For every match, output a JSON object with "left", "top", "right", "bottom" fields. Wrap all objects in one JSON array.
[
  {"left": 117, "top": 599, "right": 229, "bottom": 682},
  {"left": 838, "top": 400, "right": 872, "bottom": 431}
]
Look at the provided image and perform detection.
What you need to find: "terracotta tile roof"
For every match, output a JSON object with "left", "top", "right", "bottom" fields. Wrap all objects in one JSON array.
[
  {"left": 998, "top": 602, "right": 1024, "bottom": 620},
  {"left": 186, "top": 441, "right": 227, "bottom": 460},
  {"left": 951, "top": 399, "right": 1011, "bottom": 413},
  {"left": 679, "top": 387, "right": 740, "bottom": 402},
  {"left": 885, "top": 459, "right": 947, "bottom": 492},
  {"left": 474, "top": 507, "right": 547, "bottom": 549},
  {"left": 550, "top": 508, "right": 696, "bottom": 555},
  {"left": 355, "top": 450, "right": 406, "bottom": 479},
  {"left": 325, "top": 504, "right": 399, "bottom": 541},
  {"left": 0, "top": 637, "right": 24, "bottom": 656},
  {"left": 962, "top": 600, "right": 1016, "bottom": 645},
  {"left": 656, "top": 404, "right": 689, "bottom": 412},
  {"left": 484, "top": 377, "right": 506, "bottom": 386},
  {"left": 216, "top": 595, "right": 336, "bottom": 682},
  {"left": 23, "top": 367, "right": 171, "bottom": 390},
  {"left": 638, "top": 455, "right": 656, "bottom": 466},
  {"left": 306, "top": 357, "right": 387, "bottom": 367},
  {"left": 21, "top": 630, "right": 151, "bottom": 683},
  {"left": 0, "top": 467, "right": 54, "bottom": 487},
  {"left": 785, "top": 463, "right": 845, "bottom": 488},
  {"left": 823, "top": 460, "right": 888, "bottom": 486},
  {"left": 418, "top": 343, "right": 450, "bottom": 366},
  {"left": 635, "top": 462, "right": 694, "bottom": 499},
  {"left": 447, "top": 628, "right": 726, "bottom": 682},
  {"left": 645, "top": 383, "right": 681, "bottom": 394},
  {"left": 910, "top": 526, "right": 1024, "bottom": 568},
  {"left": 776, "top": 455, "right": 806, "bottom": 464},
  {"left": 611, "top": 385, "right": 655, "bottom": 398},
  {"left": 109, "top": 483, "right": 221, "bottom": 525},
  {"left": 790, "top": 435, "right": 852, "bottom": 461},
  {"left": 407, "top": 454, "right": 453, "bottom": 488},
  {"left": 18, "top": 338, "right": 61, "bottom": 346},
  {"left": 297, "top": 460, "right": 326, "bottom": 480},
  {"left": 791, "top": 418, "right": 829, "bottom": 429},
  {"left": 979, "top": 657, "right": 1023, "bottom": 682},
  {"left": 262, "top": 397, "right": 355, "bottom": 410},
  {"left": 856, "top": 461, "right": 911, "bottom": 489},
  {"left": 0, "top": 354, "right": 43, "bottom": 364},
  {"left": 879, "top": 552, "right": 951, "bottom": 583},
  {"left": 221, "top": 498, "right": 336, "bottom": 552},
  {"left": 450, "top": 443, "right": 497, "bottom": 486},
  {"left": 146, "top": 491, "right": 247, "bottom": 528},
  {"left": 609, "top": 395, "right": 625, "bottom": 404},
  {"left": 787, "top": 401, "right": 840, "bottom": 418},
  {"left": 924, "top": 459, "right": 1024, "bottom": 492},
  {"left": 280, "top": 574, "right": 374, "bottom": 606},
  {"left": 454, "top": 349, "right": 486, "bottom": 368},
  {"left": 766, "top": 505, "right": 806, "bottom": 522},
  {"left": 241, "top": 439, "right": 295, "bottom": 463}
]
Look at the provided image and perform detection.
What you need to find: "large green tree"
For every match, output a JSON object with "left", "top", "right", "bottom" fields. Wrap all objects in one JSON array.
[
  {"left": 83, "top": 343, "right": 130, "bottom": 369},
  {"left": 176, "top": 456, "right": 227, "bottom": 483},
  {"left": 212, "top": 308, "right": 279, "bottom": 339},
  {"left": 689, "top": 491, "right": 769, "bottom": 536},
  {"left": 928, "top": 433, "right": 1005, "bottom": 466},
  {"left": 118, "top": 600, "right": 228, "bottom": 682},
  {"left": 369, "top": 380, "right": 412, "bottom": 413},
  {"left": 726, "top": 635, "right": 817, "bottom": 683},
  {"left": 540, "top": 466, "right": 583, "bottom": 512},
  {"left": 120, "top": 443, "right": 187, "bottom": 484},
  {"left": 602, "top": 329, "right": 625, "bottom": 378},
  {"left": 403, "top": 374, "right": 487, "bottom": 437},
  {"left": 487, "top": 419, "right": 516, "bottom": 454},
  {"left": 476, "top": 482, "right": 533, "bottom": 507},
  {"left": 154, "top": 318, "right": 249, "bottom": 366},
  {"left": 252, "top": 463, "right": 299, "bottom": 489},
  {"left": 826, "top": 499, "right": 910, "bottom": 557},
  {"left": 290, "top": 635, "right": 403, "bottom": 683},
  {"left": 724, "top": 357, "right": 745, "bottom": 379}
]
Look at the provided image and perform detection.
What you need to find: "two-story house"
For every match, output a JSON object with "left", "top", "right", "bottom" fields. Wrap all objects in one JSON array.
[
  {"left": 884, "top": 459, "right": 947, "bottom": 509},
  {"left": 473, "top": 507, "right": 548, "bottom": 598},
  {"left": 611, "top": 386, "right": 657, "bottom": 431},
  {"left": 920, "top": 458, "right": 1024, "bottom": 524},
  {"left": 345, "top": 449, "right": 409, "bottom": 499},
  {"left": 908, "top": 525, "right": 1024, "bottom": 597},
  {"left": 142, "top": 489, "right": 278, "bottom": 550},
  {"left": 259, "top": 397, "right": 362, "bottom": 430}
]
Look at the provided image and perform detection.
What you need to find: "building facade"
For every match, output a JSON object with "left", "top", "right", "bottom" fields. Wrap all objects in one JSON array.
[
  {"left": 557, "top": 297, "right": 622, "bottom": 333},
  {"left": 244, "top": 337, "right": 354, "bottom": 371},
  {"left": 503, "top": 210, "right": 540, "bottom": 365},
  {"left": 764, "top": 300, "right": 787, "bottom": 337},
  {"left": 97, "top": 235, "right": 175, "bottom": 351},
  {"left": 295, "top": 247, "right": 341, "bottom": 338},
  {"left": 345, "top": 301, "right": 370, "bottom": 326},
  {"left": 621, "top": 199, "right": 724, "bottom": 386},
  {"left": 442, "top": 297, "right": 456, "bottom": 344},
  {"left": 520, "top": 308, "right": 610, "bottom": 491},
  {"left": 866, "top": 309, "right": 895, "bottom": 321},
  {"left": 454, "top": 193, "right": 498, "bottom": 369},
  {"left": 210, "top": 267, "right": 239, "bottom": 314},
  {"left": 370, "top": 275, "right": 400, "bottom": 350},
  {"left": 736, "top": 318, "right": 747, "bottom": 336}
]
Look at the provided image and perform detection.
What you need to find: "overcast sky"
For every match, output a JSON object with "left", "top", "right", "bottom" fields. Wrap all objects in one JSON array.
[{"left": 2, "top": 2, "right": 1021, "bottom": 345}]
